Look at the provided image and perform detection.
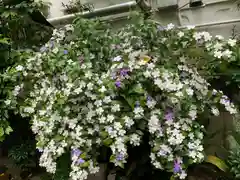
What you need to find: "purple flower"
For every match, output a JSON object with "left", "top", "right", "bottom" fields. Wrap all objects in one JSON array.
[
  {"left": 173, "top": 159, "right": 181, "bottom": 173},
  {"left": 135, "top": 101, "right": 140, "bottom": 107},
  {"left": 147, "top": 96, "right": 152, "bottom": 102},
  {"left": 71, "top": 149, "right": 82, "bottom": 157},
  {"left": 224, "top": 99, "right": 230, "bottom": 103},
  {"left": 107, "top": 127, "right": 113, "bottom": 133},
  {"left": 40, "top": 46, "right": 47, "bottom": 52},
  {"left": 115, "top": 80, "right": 121, "bottom": 88},
  {"left": 157, "top": 25, "right": 165, "bottom": 31},
  {"left": 49, "top": 41, "right": 54, "bottom": 48},
  {"left": 164, "top": 110, "right": 174, "bottom": 121},
  {"left": 111, "top": 72, "right": 117, "bottom": 79},
  {"left": 76, "top": 158, "right": 85, "bottom": 165},
  {"left": 63, "top": 50, "right": 68, "bottom": 54},
  {"left": 120, "top": 69, "right": 129, "bottom": 77},
  {"left": 116, "top": 153, "right": 124, "bottom": 161}
]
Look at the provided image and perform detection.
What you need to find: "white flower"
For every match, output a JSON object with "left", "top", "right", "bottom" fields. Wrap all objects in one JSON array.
[
  {"left": 74, "top": 87, "right": 82, "bottom": 94},
  {"left": 96, "top": 107, "right": 104, "bottom": 115},
  {"left": 189, "top": 108, "right": 197, "bottom": 120},
  {"left": 222, "top": 49, "right": 232, "bottom": 58},
  {"left": 99, "top": 116, "right": 106, "bottom": 123},
  {"left": 85, "top": 71, "right": 92, "bottom": 78},
  {"left": 214, "top": 42, "right": 223, "bottom": 50},
  {"left": 202, "top": 32, "right": 212, "bottom": 41},
  {"left": 179, "top": 170, "right": 187, "bottom": 179},
  {"left": 211, "top": 107, "right": 219, "bottom": 116},
  {"left": 148, "top": 115, "right": 159, "bottom": 134},
  {"left": 130, "top": 134, "right": 141, "bottom": 146},
  {"left": 112, "top": 56, "right": 122, "bottom": 62},
  {"left": 16, "top": 65, "right": 24, "bottom": 71},
  {"left": 4, "top": 99, "right": 11, "bottom": 105},
  {"left": 103, "top": 96, "right": 111, "bottom": 103},
  {"left": 214, "top": 51, "right": 222, "bottom": 59},
  {"left": 215, "top": 35, "right": 224, "bottom": 40},
  {"left": 133, "top": 107, "right": 144, "bottom": 118},
  {"left": 175, "top": 91, "right": 183, "bottom": 97},
  {"left": 107, "top": 114, "right": 115, "bottom": 123},
  {"left": 147, "top": 63, "right": 155, "bottom": 69},
  {"left": 186, "top": 25, "right": 195, "bottom": 30},
  {"left": 146, "top": 99, "right": 156, "bottom": 109},
  {"left": 228, "top": 39, "right": 236, "bottom": 47},
  {"left": 111, "top": 104, "right": 120, "bottom": 112},
  {"left": 114, "top": 122, "right": 122, "bottom": 131},
  {"left": 87, "top": 83, "right": 94, "bottom": 90},
  {"left": 99, "top": 86, "right": 107, "bottom": 93},
  {"left": 143, "top": 70, "right": 151, "bottom": 78},
  {"left": 166, "top": 23, "right": 175, "bottom": 30},
  {"left": 24, "top": 107, "right": 35, "bottom": 114},
  {"left": 13, "top": 85, "right": 21, "bottom": 96},
  {"left": 177, "top": 31, "right": 184, "bottom": 38},
  {"left": 124, "top": 116, "right": 134, "bottom": 128},
  {"left": 186, "top": 88, "right": 194, "bottom": 96},
  {"left": 193, "top": 32, "right": 202, "bottom": 40},
  {"left": 152, "top": 70, "right": 160, "bottom": 78},
  {"left": 94, "top": 100, "right": 102, "bottom": 107}
]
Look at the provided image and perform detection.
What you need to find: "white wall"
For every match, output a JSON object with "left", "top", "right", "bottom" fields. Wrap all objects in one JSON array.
[{"left": 46, "top": 0, "right": 240, "bottom": 37}]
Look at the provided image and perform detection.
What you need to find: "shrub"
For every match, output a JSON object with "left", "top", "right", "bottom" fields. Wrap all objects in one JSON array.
[{"left": 2, "top": 14, "right": 239, "bottom": 180}]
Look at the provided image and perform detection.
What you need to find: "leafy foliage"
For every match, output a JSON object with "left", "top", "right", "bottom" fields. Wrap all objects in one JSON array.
[
  {"left": 2, "top": 13, "right": 240, "bottom": 180},
  {"left": 0, "top": 0, "right": 52, "bottom": 48},
  {"left": 8, "top": 139, "right": 36, "bottom": 169},
  {"left": 228, "top": 149, "right": 240, "bottom": 179},
  {"left": 0, "top": 0, "right": 53, "bottom": 142},
  {"left": 62, "top": 0, "right": 94, "bottom": 14}
]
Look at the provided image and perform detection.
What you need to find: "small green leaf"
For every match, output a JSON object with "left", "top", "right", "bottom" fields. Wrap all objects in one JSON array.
[
  {"left": 5, "top": 126, "right": 13, "bottom": 135},
  {"left": 109, "top": 154, "right": 115, "bottom": 162},
  {"left": 103, "top": 138, "right": 113, "bottom": 146},
  {"left": 80, "top": 161, "right": 90, "bottom": 168},
  {"left": 0, "top": 127, "right": 4, "bottom": 137}
]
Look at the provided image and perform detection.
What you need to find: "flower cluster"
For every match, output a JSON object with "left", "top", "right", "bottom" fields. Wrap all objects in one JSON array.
[{"left": 2, "top": 17, "right": 239, "bottom": 180}]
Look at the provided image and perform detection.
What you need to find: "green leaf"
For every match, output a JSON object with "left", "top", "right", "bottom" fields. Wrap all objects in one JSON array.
[
  {"left": 122, "top": 95, "right": 135, "bottom": 109},
  {"left": 109, "top": 154, "right": 115, "bottom": 162},
  {"left": 80, "top": 161, "right": 90, "bottom": 168},
  {"left": 80, "top": 152, "right": 87, "bottom": 159},
  {"left": 103, "top": 138, "right": 113, "bottom": 146},
  {"left": 205, "top": 155, "right": 228, "bottom": 172},
  {"left": 129, "top": 84, "right": 145, "bottom": 94},
  {"left": 54, "top": 135, "right": 63, "bottom": 141},
  {"left": 5, "top": 126, "right": 13, "bottom": 135},
  {"left": 0, "top": 127, "right": 4, "bottom": 137}
]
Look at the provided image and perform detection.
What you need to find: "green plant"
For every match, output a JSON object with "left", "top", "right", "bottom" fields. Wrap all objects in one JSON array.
[
  {"left": 8, "top": 140, "right": 36, "bottom": 169},
  {"left": 0, "top": 0, "right": 52, "bottom": 48},
  {"left": 228, "top": 149, "right": 240, "bottom": 179},
  {"left": 0, "top": 0, "right": 52, "bottom": 143},
  {"left": 62, "top": 0, "right": 94, "bottom": 14},
  {"left": 2, "top": 13, "right": 240, "bottom": 180}
]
